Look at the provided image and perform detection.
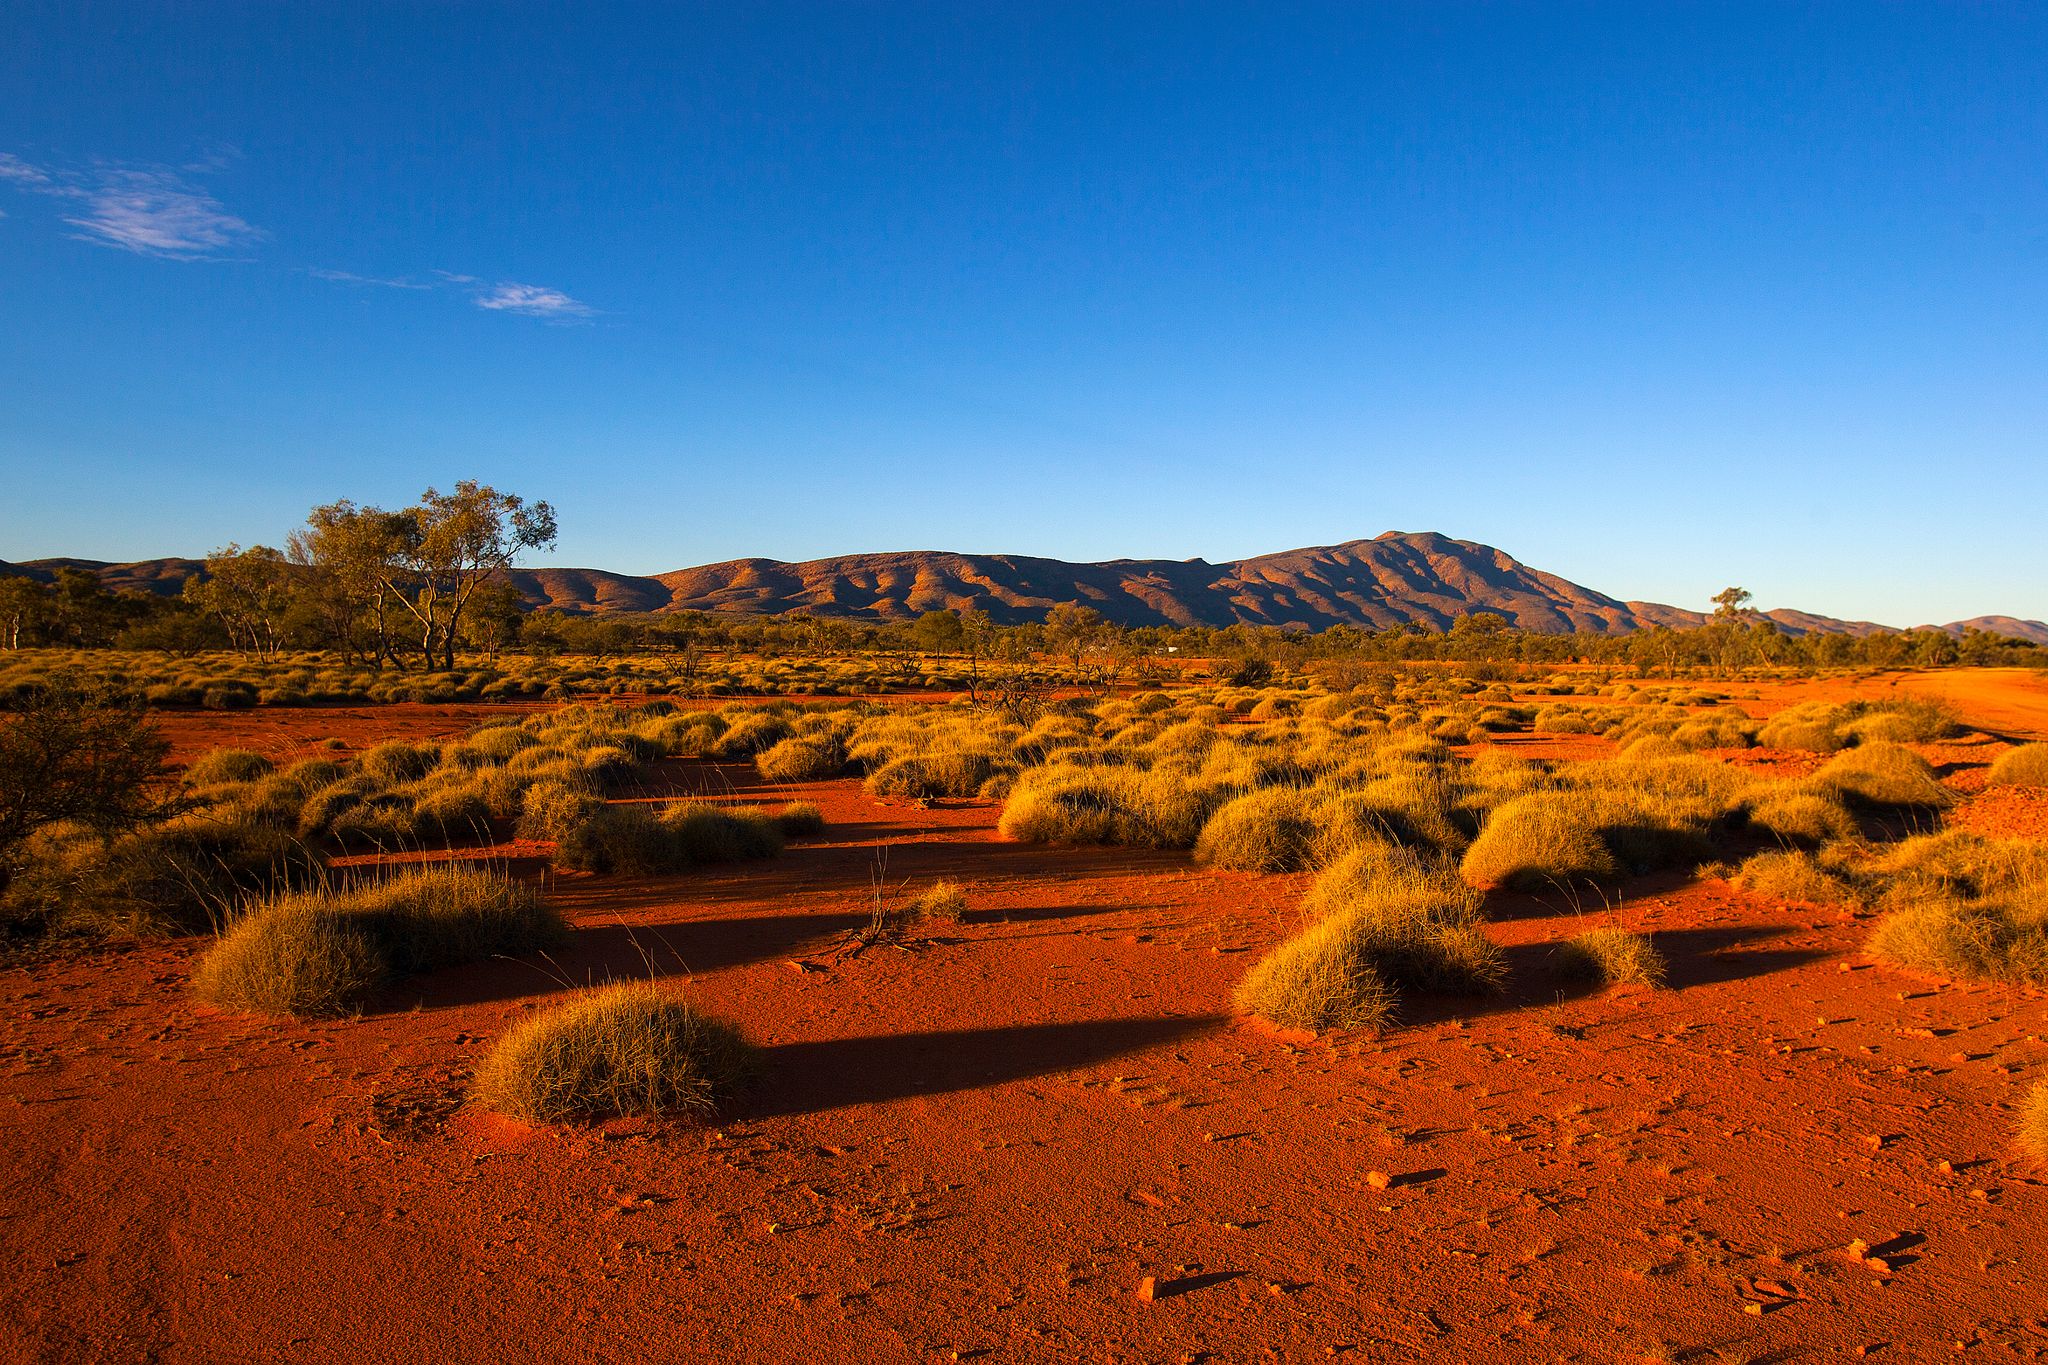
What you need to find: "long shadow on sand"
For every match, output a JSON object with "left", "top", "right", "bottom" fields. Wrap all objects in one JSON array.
[
  {"left": 746, "top": 1014, "right": 1226, "bottom": 1119},
  {"left": 1397, "top": 924, "right": 1829, "bottom": 1028},
  {"left": 958, "top": 902, "right": 1124, "bottom": 926},
  {"left": 392, "top": 910, "right": 872, "bottom": 1012}
]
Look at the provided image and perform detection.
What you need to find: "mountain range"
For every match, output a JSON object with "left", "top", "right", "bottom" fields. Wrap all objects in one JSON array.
[{"left": 6, "top": 531, "right": 2044, "bottom": 643}]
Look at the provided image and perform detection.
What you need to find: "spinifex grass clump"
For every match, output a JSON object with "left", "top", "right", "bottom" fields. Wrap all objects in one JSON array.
[
  {"left": 1556, "top": 926, "right": 1665, "bottom": 987},
  {"left": 474, "top": 981, "right": 757, "bottom": 1123},
  {"left": 552, "top": 801, "right": 785, "bottom": 874},
  {"left": 905, "top": 879, "right": 968, "bottom": 923},
  {"left": 772, "top": 800, "right": 826, "bottom": 838},
  {"left": 194, "top": 866, "right": 566, "bottom": 1017},
  {"left": 1458, "top": 752, "right": 1755, "bottom": 891},
  {"left": 1866, "top": 832, "right": 2048, "bottom": 986},
  {"left": 1729, "top": 849, "right": 1857, "bottom": 905},
  {"left": 1812, "top": 742, "right": 1952, "bottom": 810},
  {"left": 1458, "top": 791, "right": 1620, "bottom": 891},
  {"left": 1744, "top": 789, "right": 1859, "bottom": 846},
  {"left": 1988, "top": 743, "right": 2048, "bottom": 789},
  {"left": 184, "top": 748, "right": 275, "bottom": 786},
  {"left": 755, "top": 735, "right": 847, "bottom": 782},
  {"left": 2020, "top": 1082, "right": 2048, "bottom": 1167},
  {"left": 998, "top": 764, "right": 1230, "bottom": 849},
  {"left": 1235, "top": 862, "right": 1504, "bottom": 1032},
  {"left": 1193, "top": 788, "right": 1320, "bottom": 872},
  {"left": 1757, "top": 704, "right": 1852, "bottom": 754},
  {"left": 2, "top": 813, "right": 326, "bottom": 937}
]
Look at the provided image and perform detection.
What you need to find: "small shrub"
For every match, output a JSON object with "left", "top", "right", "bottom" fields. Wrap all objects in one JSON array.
[
  {"left": 473, "top": 981, "right": 757, "bottom": 1122},
  {"left": 1557, "top": 926, "right": 1665, "bottom": 987},
  {"left": 1988, "top": 744, "right": 2048, "bottom": 789}
]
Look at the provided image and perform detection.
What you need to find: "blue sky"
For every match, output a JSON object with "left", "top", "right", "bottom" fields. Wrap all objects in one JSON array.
[{"left": 2, "top": 2, "right": 2043, "bottom": 625}]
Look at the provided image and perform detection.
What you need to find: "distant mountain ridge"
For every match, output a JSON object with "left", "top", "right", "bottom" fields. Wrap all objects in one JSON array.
[{"left": 5, "top": 531, "right": 2043, "bottom": 643}]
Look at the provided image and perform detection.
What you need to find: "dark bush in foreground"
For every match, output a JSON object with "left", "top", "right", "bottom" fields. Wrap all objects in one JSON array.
[{"left": 3, "top": 814, "right": 326, "bottom": 937}]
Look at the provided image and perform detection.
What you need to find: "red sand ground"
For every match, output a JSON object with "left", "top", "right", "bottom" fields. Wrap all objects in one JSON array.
[{"left": 7, "top": 670, "right": 2048, "bottom": 1362}]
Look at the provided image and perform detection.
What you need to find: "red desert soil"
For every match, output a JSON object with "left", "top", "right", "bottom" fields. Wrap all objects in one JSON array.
[{"left": 8, "top": 696, "right": 2048, "bottom": 1361}]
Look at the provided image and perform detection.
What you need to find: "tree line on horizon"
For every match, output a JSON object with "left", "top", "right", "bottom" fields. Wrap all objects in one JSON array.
[{"left": 1, "top": 484, "right": 2043, "bottom": 676}]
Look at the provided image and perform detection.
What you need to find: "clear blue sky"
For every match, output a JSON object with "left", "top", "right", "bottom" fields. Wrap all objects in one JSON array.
[{"left": 2, "top": 2, "right": 2044, "bottom": 626}]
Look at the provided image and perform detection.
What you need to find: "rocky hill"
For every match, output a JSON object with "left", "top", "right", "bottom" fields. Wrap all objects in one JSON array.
[{"left": 4, "top": 531, "right": 2034, "bottom": 638}]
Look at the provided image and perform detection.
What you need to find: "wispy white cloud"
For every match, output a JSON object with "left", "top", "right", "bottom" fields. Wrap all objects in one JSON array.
[
  {"left": 470, "top": 281, "right": 594, "bottom": 319},
  {"left": 63, "top": 167, "right": 263, "bottom": 257},
  {"left": 314, "top": 267, "right": 598, "bottom": 319},
  {"left": 2, "top": 150, "right": 599, "bottom": 319},
  {"left": 0, "top": 152, "right": 263, "bottom": 258},
  {"left": 0, "top": 153, "right": 52, "bottom": 187},
  {"left": 305, "top": 266, "right": 433, "bottom": 290}
]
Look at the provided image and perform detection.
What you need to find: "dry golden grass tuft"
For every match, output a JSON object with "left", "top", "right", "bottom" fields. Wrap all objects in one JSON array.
[
  {"left": 1745, "top": 789, "right": 1859, "bottom": 846},
  {"left": 1234, "top": 920, "right": 1399, "bottom": 1032},
  {"left": 2019, "top": 1081, "right": 2048, "bottom": 1167},
  {"left": 1988, "top": 743, "right": 2048, "bottom": 789},
  {"left": 906, "top": 879, "right": 968, "bottom": 923},
  {"left": 999, "top": 765, "right": 1226, "bottom": 849},
  {"left": 1812, "top": 741, "right": 1952, "bottom": 810},
  {"left": 553, "top": 801, "right": 785, "bottom": 874},
  {"left": 195, "top": 866, "right": 564, "bottom": 1017},
  {"left": 184, "top": 747, "right": 275, "bottom": 786},
  {"left": 756, "top": 735, "right": 846, "bottom": 783},
  {"left": 1193, "top": 788, "right": 1319, "bottom": 872},
  {"left": 1236, "top": 864, "right": 1503, "bottom": 1032},
  {"left": 1556, "top": 926, "right": 1665, "bottom": 988},
  {"left": 1459, "top": 790, "right": 1620, "bottom": 891},
  {"left": 473, "top": 981, "right": 757, "bottom": 1123},
  {"left": 3, "top": 813, "right": 326, "bottom": 938},
  {"left": 773, "top": 800, "right": 826, "bottom": 839},
  {"left": 1730, "top": 848, "right": 1856, "bottom": 904}
]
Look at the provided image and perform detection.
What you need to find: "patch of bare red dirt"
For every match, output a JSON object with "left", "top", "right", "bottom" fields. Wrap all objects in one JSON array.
[{"left": 7, "top": 681, "right": 2048, "bottom": 1361}]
